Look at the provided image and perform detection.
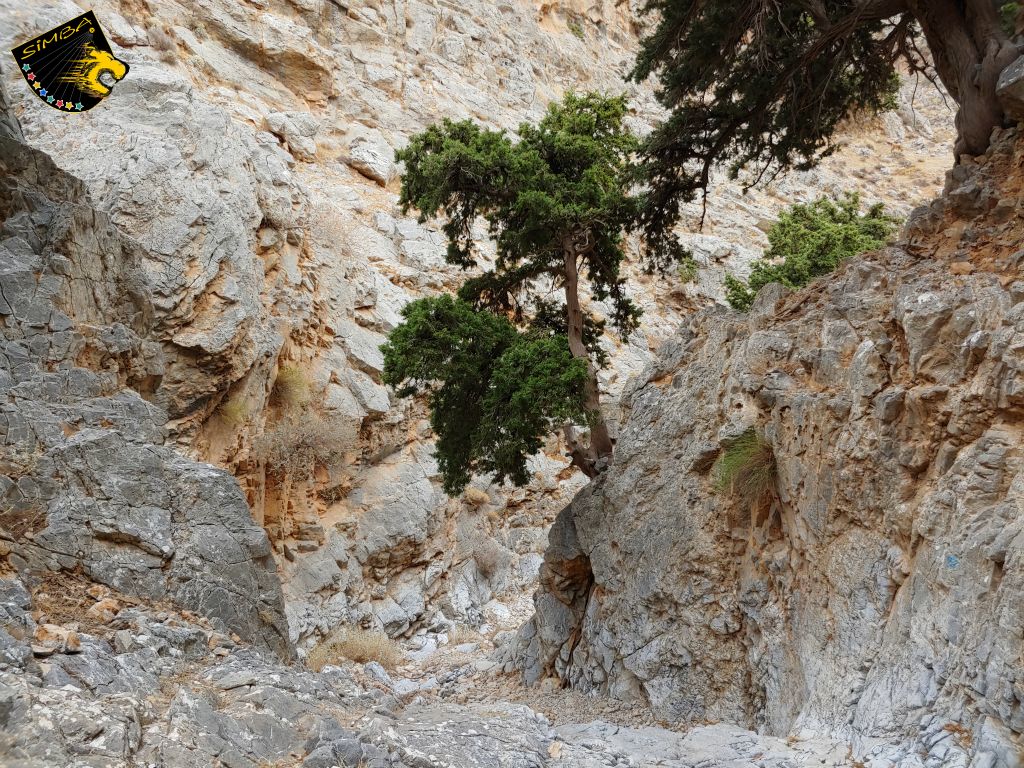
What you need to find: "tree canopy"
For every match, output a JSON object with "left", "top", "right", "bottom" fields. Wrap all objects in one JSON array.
[
  {"left": 631, "top": 0, "right": 1021, "bottom": 247},
  {"left": 384, "top": 93, "right": 672, "bottom": 494},
  {"left": 382, "top": 295, "right": 588, "bottom": 495}
]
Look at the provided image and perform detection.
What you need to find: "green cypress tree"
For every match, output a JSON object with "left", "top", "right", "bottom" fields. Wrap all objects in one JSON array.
[{"left": 383, "top": 93, "right": 679, "bottom": 493}]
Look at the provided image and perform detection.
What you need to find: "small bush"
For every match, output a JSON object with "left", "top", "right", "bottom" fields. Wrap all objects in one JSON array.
[
  {"left": 568, "top": 20, "right": 585, "bottom": 39},
  {"left": 1001, "top": 3, "right": 1021, "bottom": 35},
  {"left": 447, "top": 624, "right": 483, "bottom": 644},
  {"left": 272, "top": 365, "right": 311, "bottom": 408},
  {"left": 472, "top": 536, "right": 511, "bottom": 580},
  {"left": 252, "top": 412, "right": 357, "bottom": 476},
  {"left": 216, "top": 397, "right": 248, "bottom": 428},
  {"left": 307, "top": 627, "right": 403, "bottom": 672},
  {"left": 317, "top": 484, "right": 348, "bottom": 505},
  {"left": 724, "top": 193, "right": 898, "bottom": 311},
  {"left": 715, "top": 428, "right": 776, "bottom": 506},
  {"left": 677, "top": 255, "right": 699, "bottom": 284},
  {"left": 149, "top": 27, "right": 177, "bottom": 63}
]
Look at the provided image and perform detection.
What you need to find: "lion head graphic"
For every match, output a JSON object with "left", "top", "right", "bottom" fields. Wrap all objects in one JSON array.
[{"left": 59, "top": 45, "right": 128, "bottom": 97}]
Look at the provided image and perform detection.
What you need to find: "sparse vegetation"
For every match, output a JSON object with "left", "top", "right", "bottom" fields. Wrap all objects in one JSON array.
[
  {"left": 447, "top": 624, "right": 483, "bottom": 645},
  {"left": 471, "top": 536, "right": 510, "bottom": 581},
  {"left": 216, "top": 397, "right": 248, "bottom": 428},
  {"left": 272, "top": 365, "right": 311, "bottom": 409},
  {"left": 1001, "top": 3, "right": 1022, "bottom": 35},
  {"left": 149, "top": 26, "right": 178, "bottom": 64},
  {"left": 723, "top": 194, "right": 898, "bottom": 311},
  {"left": 568, "top": 19, "right": 585, "bottom": 40},
  {"left": 252, "top": 412, "right": 357, "bottom": 476},
  {"left": 715, "top": 428, "right": 776, "bottom": 507},
  {"left": 306, "top": 626, "right": 403, "bottom": 671},
  {"left": 677, "top": 255, "right": 698, "bottom": 284},
  {"left": 317, "top": 483, "right": 348, "bottom": 506}
]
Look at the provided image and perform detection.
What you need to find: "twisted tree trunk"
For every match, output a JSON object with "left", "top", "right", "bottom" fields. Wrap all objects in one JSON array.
[
  {"left": 907, "top": 0, "right": 1020, "bottom": 157},
  {"left": 562, "top": 240, "right": 613, "bottom": 478}
]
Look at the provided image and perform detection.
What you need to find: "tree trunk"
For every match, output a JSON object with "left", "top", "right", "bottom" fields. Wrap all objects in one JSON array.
[
  {"left": 562, "top": 239, "right": 613, "bottom": 478},
  {"left": 909, "top": 0, "right": 1019, "bottom": 157}
]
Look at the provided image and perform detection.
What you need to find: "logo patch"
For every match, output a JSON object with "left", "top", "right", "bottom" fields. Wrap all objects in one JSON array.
[{"left": 11, "top": 10, "right": 129, "bottom": 113}]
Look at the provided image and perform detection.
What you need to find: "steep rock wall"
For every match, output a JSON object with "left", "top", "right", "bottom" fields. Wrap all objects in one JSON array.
[
  {"left": 514, "top": 128, "right": 1024, "bottom": 767},
  {"left": 0, "top": 83, "right": 291, "bottom": 657},
  {"left": 0, "top": 0, "right": 952, "bottom": 653}
]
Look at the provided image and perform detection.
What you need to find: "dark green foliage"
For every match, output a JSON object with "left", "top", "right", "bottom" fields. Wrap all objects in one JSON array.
[
  {"left": 395, "top": 92, "right": 648, "bottom": 336},
  {"left": 715, "top": 428, "right": 776, "bottom": 506},
  {"left": 388, "top": 93, "right": 673, "bottom": 492},
  {"left": 381, "top": 296, "right": 588, "bottom": 495},
  {"left": 676, "top": 254, "right": 698, "bottom": 284},
  {"left": 1001, "top": 2, "right": 1022, "bottom": 35},
  {"left": 628, "top": 1, "right": 1024, "bottom": 252},
  {"left": 724, "top": 194, "right": 898, "bottom": 311},
  {"left": 630, "top": 1, "right": 902, "bottom": 247}
]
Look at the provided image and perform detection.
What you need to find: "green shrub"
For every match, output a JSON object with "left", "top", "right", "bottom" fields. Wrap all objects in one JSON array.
[
  {"left": 1001, "top": 3, "right": 1021, "bottom": 35},
  {"left": 715, "top": 428, "right": 776, "bottom": 506},
  {"left": 724, "top": 193, "right": 898, "bottom": 311},
  {"left": 677, "top": 255, "right": 698, "bottom": 283},
  {"left": 568, "top": 20, "right": 585, "bottom": 40}
]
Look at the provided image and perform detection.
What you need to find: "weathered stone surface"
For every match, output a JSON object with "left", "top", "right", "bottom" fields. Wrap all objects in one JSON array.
[
  {"left": 997, "top": 55, "right": 1024, "bottom": 122},
  {"left": 516, "top": 131, "right": 1024, "bottom": 763},
  {"left": 0, "top": 0, "right": 953, "bottom": 659},
  {"left": 265, "top": 110, "right": 320, "bottom": 161},
  {"left": 0, "top": 84, "right": 291, "bottom": 659},
  {"left": 346, "top": 126, "right": 397, "bottom": 186}
]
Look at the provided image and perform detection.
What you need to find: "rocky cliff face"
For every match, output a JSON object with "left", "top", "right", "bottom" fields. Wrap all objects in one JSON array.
[
  {"left": 514, "top": 127, "right": 1024, "bottom": 766},
  {"left": 0, "top": 0, "right": 953, "bottom": 656},
  {"left": 0, "top": 80, "right": 291, "bottom": 658},
  {"left": 2, "top": 1, "right": 1018, "bottom": 766}
]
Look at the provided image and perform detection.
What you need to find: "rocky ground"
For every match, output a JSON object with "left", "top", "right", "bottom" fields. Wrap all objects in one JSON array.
[{"left": 2, "top": 569, "right": 874, "bottom": 767}]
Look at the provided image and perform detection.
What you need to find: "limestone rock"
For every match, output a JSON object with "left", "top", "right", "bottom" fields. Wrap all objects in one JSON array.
[
  {"left": 346, "top": 127, "right": 397, "bottom": 186},
  {"left": 997, "top": 55, "right": 1024, "bottom": 122},
  {"left": 0, "top": 83, "right": 291, "bottom": 660},
  {"left": 265, "top": 110, "right": 320, "bottom": 161},
  {"left": 517, "top": 129, "right": 1024, "bottom": 762}
]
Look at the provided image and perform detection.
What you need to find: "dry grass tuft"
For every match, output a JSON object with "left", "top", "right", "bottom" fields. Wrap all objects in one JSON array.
[
  {"left": 252, "top": 412, "right": 357, "bottom": 477},
  {"left": 307, "top": 627, "right": 403, "bottom": 672},
  {"left": 447, "top": 624, "right": 483, "bottom": 645},
  {"left": 149, "top": 26, "right": 178, "bottom": 63},
  {"left": 272, "top": 365, "right": 311, "bottom": 409},
  {"left": 715, "top": 427, "right": 776, "bottom": 506},
  {"left": 216, "top": 397, "right": 248, "bottom": 428},
  {"left": 472, "top": 536, "right": 511, "bottom": 581}
]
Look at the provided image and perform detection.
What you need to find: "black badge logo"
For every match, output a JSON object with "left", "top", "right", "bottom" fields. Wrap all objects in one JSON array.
[{"left": 11, "top": 10, "right": 129, "bottom": 113}]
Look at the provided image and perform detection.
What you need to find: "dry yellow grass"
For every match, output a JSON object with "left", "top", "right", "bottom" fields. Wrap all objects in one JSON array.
[
  {"left": 252, "top": 412, "right": 357, "bottom": 476},
  {"left": 447, "top": 624, "right": 483, "bottom": 645},
  {"left": 216, "top": 397, "right": 248, "bottom": 427},
  {"left": 272, "top": 365, "right": 310, "bottom": 409},
  {"left": 306, "top": 627, "right": 403, "bottom": 672}
]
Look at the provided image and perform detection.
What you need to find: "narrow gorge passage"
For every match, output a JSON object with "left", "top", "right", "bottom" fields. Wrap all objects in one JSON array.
[{"left": 3, "top": 1, "right": 1023, "bottom": 767}]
